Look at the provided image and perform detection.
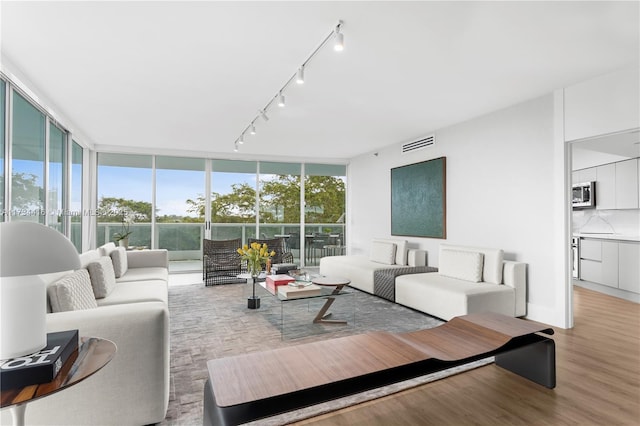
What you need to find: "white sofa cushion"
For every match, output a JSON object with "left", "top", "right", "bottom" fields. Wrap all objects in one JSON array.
[
  {"left": 87, "top": 256, "right": 117, "bottom": 298},
  {"left": 110, "top": 247, "right": 128, "bottom": 278},
  {"left": 440, "top": 244, "right": 504, "bottom": 284},
  {"left": 439, "top": 249, "right": 484, "bottom": 282},
  {"left": 96, "top": 280, "right": 169, "bottom": 306},
  {"left": 116, "top": 267, "right": 169, "bottom": 283},
  {"left": 48, "top": 269, "right": 98, "bottom": 312},
  {"left": 370, "top": 241, "right": 397, "bottom": 265},
  {"left": 319, "top": 255, "right": 408, "bottom": 294},
  {"left": 374, "top": 238, "right": 408, "bottom": 265},
  {"left": 395, "top": 272, "right": 516, "bottom": 321}
]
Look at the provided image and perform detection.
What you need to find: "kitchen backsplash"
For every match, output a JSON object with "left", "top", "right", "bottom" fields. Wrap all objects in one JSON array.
[{"left": 573, "top": 209, "right": 640, "bottom": 236}]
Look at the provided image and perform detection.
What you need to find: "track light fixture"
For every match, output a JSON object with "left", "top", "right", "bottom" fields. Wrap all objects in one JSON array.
[
  {"left": 296, "top": 66, "right": 305, "bottom": 84},
  {"left": 334, "top": 22, "right": 344, "bottom": 51},
  {"left": 233, "top": 20, "right": 344, "bottom": 152}
]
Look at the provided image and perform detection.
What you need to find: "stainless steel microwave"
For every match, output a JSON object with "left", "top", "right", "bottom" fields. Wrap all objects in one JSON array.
[{"left": 572, "top": 181, "right": 596, "bottom": 209}]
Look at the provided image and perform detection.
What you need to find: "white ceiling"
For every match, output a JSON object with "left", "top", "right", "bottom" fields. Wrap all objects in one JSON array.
[{"left": 1, "top": 1, "right": 639, "bottom": 162}]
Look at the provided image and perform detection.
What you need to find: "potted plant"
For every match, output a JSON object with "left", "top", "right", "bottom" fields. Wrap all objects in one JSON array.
[
  {"left": 113, "top": 208, "right": 134, "bottom": 249},
  {"left": 237, "top": 242, "right": 275, "bottom": 309}
]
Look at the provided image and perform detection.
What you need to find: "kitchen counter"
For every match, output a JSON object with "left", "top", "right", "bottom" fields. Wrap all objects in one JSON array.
[{"left": 574, "top": 233, "right": 640, "bottom": 242}]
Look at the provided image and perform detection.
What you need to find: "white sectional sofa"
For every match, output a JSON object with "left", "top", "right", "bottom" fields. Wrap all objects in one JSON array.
[
  {"left": 319, "top": 238, "right": 428, "bottom": 295},
  {"left": 395, "top": 244, "right": 527, "bottom": 321},
  {"left": 5, "top": 242, "right": 171, "bottom": 426},
  {"left": 321, "top": 241, "right": 527, "bottom": 322}
]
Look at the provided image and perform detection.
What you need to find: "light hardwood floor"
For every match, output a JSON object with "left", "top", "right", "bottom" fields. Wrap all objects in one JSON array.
[{"left": 295, "top": 286, "right": 640, "bottom": 425}]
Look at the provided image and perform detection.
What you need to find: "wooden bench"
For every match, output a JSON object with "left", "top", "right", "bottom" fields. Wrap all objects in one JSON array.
[{"left": 203, "top": 312, "right": 555, "bottom": 426}]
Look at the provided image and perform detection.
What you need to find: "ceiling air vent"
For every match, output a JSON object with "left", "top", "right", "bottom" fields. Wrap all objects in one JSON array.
[{"left": 401, "top": 135, "right": 435, "bottom": 154}]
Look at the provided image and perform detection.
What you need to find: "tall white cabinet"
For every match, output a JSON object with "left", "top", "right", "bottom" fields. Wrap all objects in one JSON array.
[{"left": 616, "top": 159, "right": 640, "bottom": 209}]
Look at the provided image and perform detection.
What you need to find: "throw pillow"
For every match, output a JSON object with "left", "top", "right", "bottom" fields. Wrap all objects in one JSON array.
[
  {"left": 98, "top": 242, "right": 117, "bottom": 257},
  {"left": 110, "top": 247, "right": 128, "bottom": 278},
  {"left": 439, "top": 249, "right": 484, "bottom": 282},
  {"left": 48, "top": 269, "right": 98, "bottom": 312},
  {"left": 370, "top": 241, "right": 397, "bottom": 265},
  {"left": 87, "top": 256, "right": 117, "bottom": 298},
  {"left": 373, "top": 238, "right": 408, "bottom": 265}
]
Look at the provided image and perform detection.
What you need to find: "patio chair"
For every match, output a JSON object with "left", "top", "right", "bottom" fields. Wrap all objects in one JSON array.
[
  {"left": 247, "top": 237, "right": 295, "bottom": 267},
  {"left": 203, "top": 238, "right": 246, "bottom": 286}
]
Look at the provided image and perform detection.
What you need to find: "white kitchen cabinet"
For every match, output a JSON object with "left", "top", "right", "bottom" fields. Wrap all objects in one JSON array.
[
  {"left": 596, "top": 163, "right": 616, "bottom": 210},
  {"left": 579, "top": 238, "right": 639, "bottom": 294},
  {"left": 580, "top": 238, "right": 602, "bottom": 261},
  {"left": 619, "top": 242, "right": 640, "bottom": 293},
  {"left": 579, "top": 239, "right": 619, "bottom": 288},
  {"left": 564, "top": 66, "right": 640, "bottom": 142},
  {"left": 572, "top": 167, "right": 597, "bottom": 184},
  {"left": 601, "top": 241, "right": 619, "bottom": 288},
  {"left": 615, "top": 159, "right": 639, "bottom": 209}
]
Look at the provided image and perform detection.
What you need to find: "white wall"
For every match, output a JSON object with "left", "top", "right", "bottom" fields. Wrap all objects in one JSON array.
[
  {"left": 564, "top": 66, "right": 640, "bottom": 142},
  {"left": 348, "top": 94, "right": 568, "bottom": 326}
]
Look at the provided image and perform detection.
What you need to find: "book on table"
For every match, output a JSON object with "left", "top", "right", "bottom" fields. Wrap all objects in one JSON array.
[
  {"left": 0, "top": 329, "right": 79, "bottom": 390},
  {"left": 266, "top": 274, "right": 295, "bottom": 293},
  {"left": 277, "top": 284, "right": 322, "bottom": 299}
]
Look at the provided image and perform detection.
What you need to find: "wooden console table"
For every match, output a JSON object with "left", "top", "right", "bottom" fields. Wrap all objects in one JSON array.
[{"left": 203, "top": 312, "right": 555, "bottom": 426}]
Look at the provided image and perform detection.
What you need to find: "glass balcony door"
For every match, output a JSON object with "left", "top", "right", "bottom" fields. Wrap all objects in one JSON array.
[
  {"left": 155, "top": 156, "right": 205, "bottom": 272},
  {"left": 209, "top": 160, "right": 257, "bottom": 242},
  {"left": 259, "top": 162, "right": 301, "bottom": 265},
  {"left": 304, "top": 164, "right": 346, "bottom": 266}
]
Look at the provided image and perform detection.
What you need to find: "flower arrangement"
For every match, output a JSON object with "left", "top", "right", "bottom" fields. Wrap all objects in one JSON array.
[
  {"left": 237, "top": 242, "right": 276, "bottom": 276},
  {"left": 113, "top": 208, "right": 135, "bottom": 242}
]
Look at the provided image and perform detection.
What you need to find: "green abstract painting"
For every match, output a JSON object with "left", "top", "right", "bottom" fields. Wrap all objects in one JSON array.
[{"left": 391, "top": 157, "right": 446, "bottom": 238}]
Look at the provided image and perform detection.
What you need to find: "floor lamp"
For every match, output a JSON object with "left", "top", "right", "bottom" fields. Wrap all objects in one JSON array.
[{"left": 0, "top": 222, "right": 81, "bottom": 360}]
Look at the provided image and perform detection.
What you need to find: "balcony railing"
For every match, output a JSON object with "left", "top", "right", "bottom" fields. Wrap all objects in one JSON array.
[{"left": 96, "top": 222, "right": 345, "bottom": 269}]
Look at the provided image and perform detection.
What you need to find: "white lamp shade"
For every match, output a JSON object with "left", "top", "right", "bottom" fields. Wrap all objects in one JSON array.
[
  {"left": 0, "top": 222, "right": 80, "bottom": 359},
  {"left": 0, "top": 222, "right": 80, "bottom": 277},
  {"left": 0, "top": 276, "right": 47, "bottom": 359}
]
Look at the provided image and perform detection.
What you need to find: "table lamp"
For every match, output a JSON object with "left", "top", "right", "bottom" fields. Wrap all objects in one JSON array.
[{"left": 0, "top": 222, "right": 81, "bottom": 360}]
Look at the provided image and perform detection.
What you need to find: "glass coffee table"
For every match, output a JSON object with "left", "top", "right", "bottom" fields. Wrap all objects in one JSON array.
[{"left": 257, "top": 274, "right": 355, "bottom": 339}]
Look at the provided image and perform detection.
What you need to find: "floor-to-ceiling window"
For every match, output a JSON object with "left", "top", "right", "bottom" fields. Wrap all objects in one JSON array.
[
  {"left": 156, "top": 156, "right": 205, "bottom": 269},
  {"left": 0, "top": 80, "right": 5, "bottom": 220},
  {"left": 210, "top": 160, "right": 258, "bottom": 241},
  {"left": 91, "top": 155, "right": 346, "bottom": 270},
  {"left": 97, "top": 153, "right": 153, "bottom": 247},
  {"left": 304, "top": 164, "right": 346, "bottom": 266},
  {"left": 259, "top": 161, "right": 301, "bottom": 264},
  {"left": 48, "top": 123, "right": 66, "bottom": 232},
  {"left": 70, "top": 140, "right": 83, "bottom": 251},
  {"left": 11, "top": 91, "right": 46, "bottom": 223},
  {"left": 2, "top": 79, "right": 84, "bottom": 241}
]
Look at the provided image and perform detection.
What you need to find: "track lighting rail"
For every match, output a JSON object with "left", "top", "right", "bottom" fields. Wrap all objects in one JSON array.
[{"left": 234, "top": 20, "right": 344, "bottom": 152}]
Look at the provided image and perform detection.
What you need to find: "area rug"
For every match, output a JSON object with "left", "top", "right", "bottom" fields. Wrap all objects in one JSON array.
[{"left": 161, "top": 280, "right": 493, "bottom": 425}]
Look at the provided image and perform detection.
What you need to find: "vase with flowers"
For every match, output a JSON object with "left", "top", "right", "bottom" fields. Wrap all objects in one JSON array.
[
  {"left": 113, "top": 208, "right": 135, "bottom": 249},
  {"left": 237, "top": 242, "right": 275, "bottom": 309}
]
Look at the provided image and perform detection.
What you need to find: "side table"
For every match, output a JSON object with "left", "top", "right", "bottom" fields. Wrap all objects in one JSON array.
[{"left": 1, "top": 337, "right": 116, "bottom": 426}]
